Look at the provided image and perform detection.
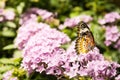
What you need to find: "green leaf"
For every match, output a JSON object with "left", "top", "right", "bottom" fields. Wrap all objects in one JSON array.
[
  {"left": 13, "top": 50, "right": 22, "bottom": 58},
  {"left": 90, "top": 23, "right": 105, "bottom": 48},
  {"left": 16, "top": 2, "right": 25, "bottom": 14},
  {"left": 61, "top": 43, "right": 70, "bottom": 50},
  {"left": 0, "top": 74, "right": 3, "bottom": 80},
  {"left": 0, "top": 58, "right": 22, "bottom": 67},
  {"left": 0, "top": 65, "right": 13, "bottom": 73},
  {"left": 2, "top": 29, "right": 15, "bottom": 37},
  {"left": 13, "top": 58, "right": 22, "bottom": 66},
  {"left": 70, "top": 7, "right": 83, "bottom": 17},
  {"left": 6, "top": 21, "right": 16, "bottom": 28},
  {"left": 13, "top": 68, "right": 26, "bottom": 79},
  {"left": 0, "top": 58, "right": 14, "bottom": 64},
  {"left": 50, "top": 0, "right": 59, "bottom": 6},
  {"left": 3, "top": 44, "right": 15, "bottom": 50}
]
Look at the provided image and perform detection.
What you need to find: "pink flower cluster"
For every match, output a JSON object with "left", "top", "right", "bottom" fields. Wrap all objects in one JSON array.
[
  {"left": 3, "top": 70, "right": 18, "bottom": 80},
  {"left": 15, "top": 21, "right": 50, "bottom": 50},
  {"left": 98, "top": 12, "right": 120, "bottom": 25},
  {"left": 15, "top": 22, "right": 70, "bottom": 74},
  {"left": 98, "top": 12, "right": 120, "bottom": 50},
  {"left": 0, "top": 8, "right": 15, "bottom": 22},
  {"left": 19, "top": 8, "right": 54, "bottom": 25},
  {"left": 62, "top": 41, "right": 120, "bottom": 79},
  {"left": 59, "top": 15, "right": 93, "bottom": 29},
  {"left": 104, "top": 26, "right": 120, "bottom": 46},
  {"left": 15, "top": 9, "right": 120, "bottom": 79}
]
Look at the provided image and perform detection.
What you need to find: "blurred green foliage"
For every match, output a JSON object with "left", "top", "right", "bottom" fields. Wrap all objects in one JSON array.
[{"left": 0, "top": 0, "right": 120, "bottom": 80}]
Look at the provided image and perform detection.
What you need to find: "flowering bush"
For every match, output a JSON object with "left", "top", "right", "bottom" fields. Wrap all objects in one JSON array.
[
  {"left": 20, "top": 22, "right": 70, "bottom": 74},
  {"left": 15, "top": 18, "right": 120, "bottom": 79},
  {"left": 98, "top": 12, "right": 120, "bottom": 51}
]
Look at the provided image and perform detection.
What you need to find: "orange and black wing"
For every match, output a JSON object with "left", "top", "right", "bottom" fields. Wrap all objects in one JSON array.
[{"left": 75, "top": 22, "right": 95, "bottom": 54}]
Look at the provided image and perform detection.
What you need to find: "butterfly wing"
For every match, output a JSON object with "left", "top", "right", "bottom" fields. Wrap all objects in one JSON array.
[{"left": 75, "top": 22, "right": 95, "bottom": 54}]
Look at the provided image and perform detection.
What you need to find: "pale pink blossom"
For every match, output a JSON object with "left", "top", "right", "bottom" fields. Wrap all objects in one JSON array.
[
  {"left": 4, "top": 9, "right": 15, "bottom": 20},
  {"left": 21, "top": 23, "right": 70, "bottom": 74},
  {"left": 15, "top": 22, "right": 50, "bottom": 50},
  {"left": 104, "top": 26, "right": 120, "bottom": 46},
  {"left": 3, "top": 70, "right": 18, "bottom": 80},
  {"left": 115, "top": 74, "right": 120, "bottom": 80},
  {"left": 99, "top": 12, "right": 120, "bottom": 25},
  {"left": 0, "top": 9, "right": 15, "bottom": 22},
  {"left": 20, "top": 8, "right": 54, "bottom": 24},
  {"left": 59, "top": 15, "right": 93, "bottom": 29}
]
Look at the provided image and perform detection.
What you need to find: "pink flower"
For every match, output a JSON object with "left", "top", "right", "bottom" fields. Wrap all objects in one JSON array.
[
  {"left": 3, "top": 70, "right": 18, "bottom": 80},
  {"left": 105, "top": 12, "right": 120, "bottom": 23},
  {"left": 0, "top": 9, "right": 15, "bottom": 22},
  {"left": 59, "top": 15, "right": 93, "bottom": 29},
  {"left": 64, "top": 16, "right": 80, "bottom": 27},
  {"left": 62, "top": 41, "right": 119, "bottom": 79},
  {"left": 19, "top": 14, "right": 38, "bottom": 25},
  {"left": 15, "top": 22, "right": 50, "bottom": 50},
  {"left": 104, "top": 26, "right": 120, "bottom": 46},
  {"left": 98, "top": 12, "right": 120, "bottom": 25},
  {"left": 58, "top": 24, "right": 66, "bottom": 30},
  {"left": 36, "top": 9, "right": 53, "bottom": 20},
  {"left": 62, "top": 41, "right": 104, "bottom": 78},
  {"left": 79, "top": 15, "right": 93, "bottom": 23},
  {"left": 87, "top": 61, "right": 120, "bottom": 80},
  {"left": 64, "top": 62, "right": 80, "bottom": 78},
  {"left": 104, "top": 40, "right": 112, "bottom": 46},
  {"left": 4, "top": 9, "right": 15, "bottom": 20},
  {"left": 115, "top": 74, "right": 120, "bottom": 80},
  {"left": 0, "top": 8, "right": 4, "bottom": 15},
  {"left": 15, "top": 19, "right": 120, "bottom": 79},
  {"left": 20, "top": 8, "right": 54, "bottom": 24},
  {"left": 46, "top": 66, "right": 64, "bottom": 75},
  {"left": 21, "top": 24, "right": 70, "bottom": 74},
  {"left": 98, "top": 19, "right": 106, "bottom": 25}
]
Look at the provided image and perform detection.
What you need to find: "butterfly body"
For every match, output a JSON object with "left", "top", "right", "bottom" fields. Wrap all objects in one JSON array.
[{"left": 75, "top": 22, "right": 95, "bottom": 54}]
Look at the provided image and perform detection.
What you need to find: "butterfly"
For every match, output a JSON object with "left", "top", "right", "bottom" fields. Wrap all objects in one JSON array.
[{"left": 75, "top": 21, "right": 95, "bottom": 54}]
